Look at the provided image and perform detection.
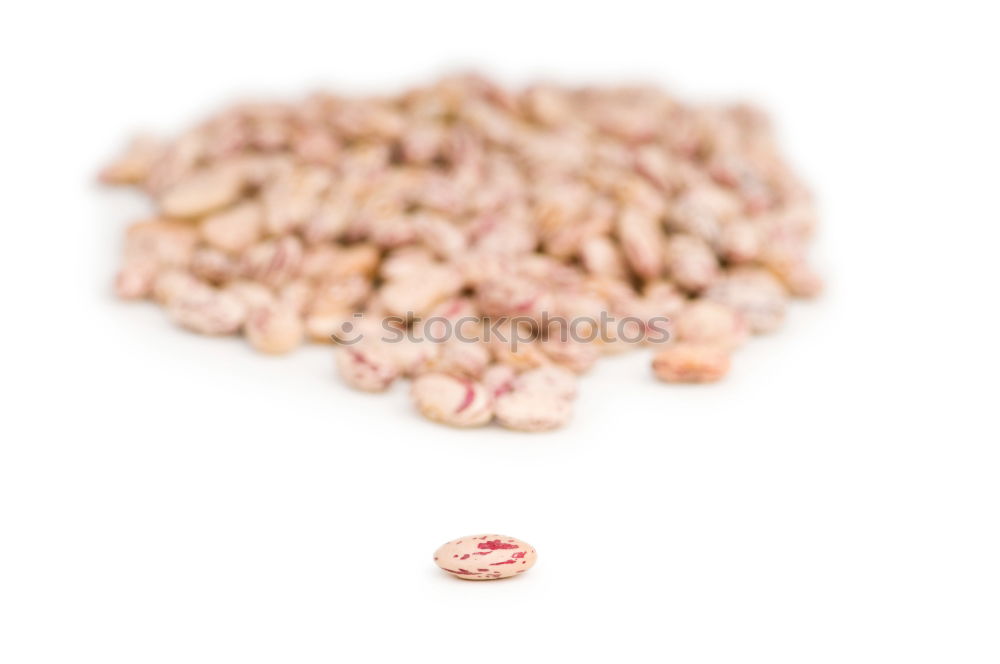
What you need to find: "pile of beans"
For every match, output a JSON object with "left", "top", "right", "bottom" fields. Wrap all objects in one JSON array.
[{"left": 101, "top": 74, "right": 820, "bottom": 431}]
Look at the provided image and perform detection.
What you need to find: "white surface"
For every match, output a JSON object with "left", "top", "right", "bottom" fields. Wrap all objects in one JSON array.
[{"left": 2, "top": 2, "right": 999, "bottom": 662}]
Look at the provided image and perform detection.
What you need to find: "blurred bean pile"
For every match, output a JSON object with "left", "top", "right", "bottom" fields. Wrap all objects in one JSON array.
[{"left": 101, "top": 74, "right": 820, "bottom": 431}]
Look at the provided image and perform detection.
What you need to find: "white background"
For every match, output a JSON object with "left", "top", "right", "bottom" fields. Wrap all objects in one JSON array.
[{"left": 2, "top": 2, "right": 998, "bottom": 662}]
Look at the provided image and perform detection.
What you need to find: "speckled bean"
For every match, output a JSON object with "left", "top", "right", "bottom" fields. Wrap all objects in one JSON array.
[
  {"left": 434, "top": 534, "right": 537, "bottom": 580},
  {"left": 335, "top": 344, "right": 400, "bottom": 392},
  {"left": 167, "top": 285, "right": 248, "bottom": 335},
  {"left": 410, "top": 373, "right": 494, "bottom": 427},
  {"left": 652, "top": 343, "right": 731, "bottom": 383},
  {"left": 245, "top": 304, "right": 304, "bottom": 355}
]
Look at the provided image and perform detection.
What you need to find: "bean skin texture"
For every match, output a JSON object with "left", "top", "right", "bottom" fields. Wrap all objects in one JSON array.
[{"left": 434, "top": 535, "right": 537, "bottom": 580}]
